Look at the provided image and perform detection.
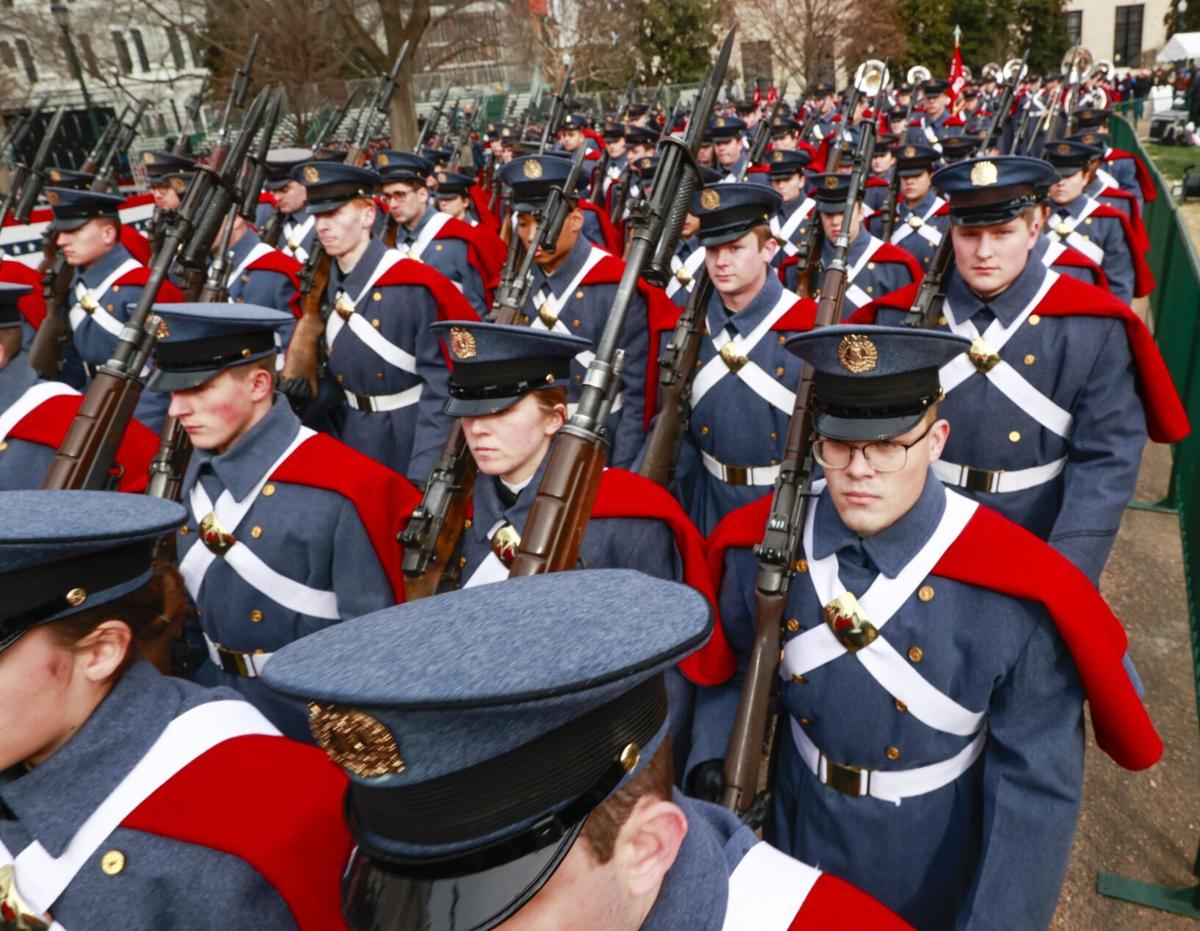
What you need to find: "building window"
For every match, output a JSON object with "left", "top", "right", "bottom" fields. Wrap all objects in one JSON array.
[
  {"left": 741, "top": 39, "right": 773, "bottom": 86},
  {"left": 0, "top": 42, "right": 14, "bottom": 70},
  {"left": 15, "top": 39, "right": 36, "bottom": 82},
  {"left": 1066, "top": 10, "right": 1082, "bottom": 47},
  {"left": 78, "top": 34, "right": 99, "bottom": 75},
  {"left": 130, "top": 28, "right": 151, "bottom": 71},
  {"left": 166, "top": 28, "right": 186, "bottom": 69},
  {"left": 1113, "top": 4, "right": 1144, "bottom": 66},
  {"left": 111, "top": 31, "right": 134, "bottom": 74}
]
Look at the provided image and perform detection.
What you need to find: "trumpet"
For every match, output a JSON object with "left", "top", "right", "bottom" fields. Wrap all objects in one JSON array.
[{"left": 907, "top": 65, "right": 931, "bottom": 86}]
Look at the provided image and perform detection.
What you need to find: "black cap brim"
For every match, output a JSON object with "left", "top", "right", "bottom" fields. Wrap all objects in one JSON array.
[
  {"left": 443, "top": 392, "right": 527, "bottom": 418},
  {"left": 146, "top": 365, "right": 225, "bottom": 393},
  {"left": 814, "top": 409, "right": 927, "bottom": 442},
  {"left": 50, "top": 215, "right": 94, "bottom": 232},
  {"left": 341, "top": 823, "right": 581, "bottom": 931}
]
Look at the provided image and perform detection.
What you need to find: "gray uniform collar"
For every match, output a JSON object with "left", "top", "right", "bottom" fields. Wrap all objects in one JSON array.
[
  {"left": 811, "top": 469, "right": 947, "bottom": 578},
  {"left": 229, "top": 228, "right": 262, "bottom": 267},
  {"left": 0, "top": 662, "right": 177, "bottom": 857},
  {"left": 820, "top": 224, "right": 872, "bottom": 265},
  {"left": 641, "top": 793, "right": 736, "bottom": 931},
  {"left": 330, "top": 236, "right": 390, "bottom": 296},
  {"left": 404, "top": 204, "right": 437, "bottom": 236},
  {"left": 900, "top": 188, "right": 938, "bottom": 216},
  {"left": 707, "top": 273, "right": 785, "bottom": 338},
  {"left": 79, "top": 242, "right": 135, "bottom": 288},
  {"left": 472, "top": 453, "right": 550, "bottom": 535},
  {"left": 1052, "top": 194, "right": 1089, "bottom": 219},
  {"left": 531, "top": 234, "right": 593, "bottom": 295},
  {"left": 945, "top": 248, "right": 1047, "bottom": 327},
  {"left": 0, "top": 359, "right": 39, "bottom": 410},
  {"left": 189, "top": 398, "right": 301, "bottom": 501}
]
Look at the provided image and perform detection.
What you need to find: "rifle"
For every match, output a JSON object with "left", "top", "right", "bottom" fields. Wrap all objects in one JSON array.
[
  {"left": 538, "top": 63, "right": 574, "bottom": 153},
  {"left": 590, "top": 80, "right": 636, "bottom": 208},
  {"left": 174, "top": 76, "right": 209, "bottom": 156},
  {"left": 311, "top": 87, "right": 360, "bottom": 149},
  {"left": 94, "top": 100, "right": 149, "bottom": 193},
  {"left": 79, "top": 109, "right": 124, "bottom": 177},
  {"left": 0, "top": 97, "right": 46, "bottom": 167},
  {"left": 399, "top": 147, "right": 588, "bottom": 598},
  {"left": 239, "top": 88, "right": 285, "bottom": 221},
  {"left": 41, "top": 96, "right": 266, "bottom": 492},
  {"left": 416, "top": 85, "right": 451, "bottom": 151},
  {"left": 981, "top": 51, "right": 1027, "bottom": 155},
  {"left": 881, "top": 78, "right": 923, "bottom": 240},
  {"left": 719, "top": 70, "right": 883, "bottom": 820},
  {"left": 506, "top": 30, "right": 734, "bottom": 579},
  {"left": 6, "top": 108, "right": 66, "bottom": 224},
  {"left": 281, "top": 42, "right": 410, "bottom": 400},
  {"left": 638, "top": 83, "right": 786, "bottom": 487}
]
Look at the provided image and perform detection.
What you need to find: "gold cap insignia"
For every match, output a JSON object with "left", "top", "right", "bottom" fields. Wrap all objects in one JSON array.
[
  {"left": 970, "top": 160, "right": 998, "bottom": 187},
  {"left": 716, "top": 117, "right": 727, "bottom": 128},
  {"left": 823, "top": 175, "right": 840, "bottom": 189},
  {"left": 45, "top": 189, "right": 60, "bottom": 206},
  {"left": 699, "top": 188, "right": 721, "bottom": 210},
  {"left": 308, "top": 704, "right": 406, "bottom": 778},
  {"left": 1082, "top": 133, "right": 1097, "bottom": 144},
  {"left": 1056, "top": 143, "right": 1071, "bottom": 155},
  {"left": 903, "top": 145, "right": 916, "bottom": 157},
  {"left": 49, "top": 168, "right": 61, "bottom": 181},
  {"left": 377, "top": 153, "right": 390, "bottom": 167},
  {"left": 772, "top": 116, "right": 782, "bottom": 126},
  {"left": 523, "top": 158, "right": 543, "bottom": 180},
  {"left": 152, "top": 315, "right": 170, "bottom": 340},
  {"left": 437, "top": 171, "right": 447, "bottom": 183},
  {"left": 773, "top": 150, "right": 784, "bottom": 162},
  {"left": 837, "top": 333, "right": 878, "bottom": 374},
  {"left": 143, "top": 152, "right": 156, "bottom": 165},
  {"left": 303, "top": 164, "right": 321, "bottom": 184},
  {"left": 449, "top": 326, "right": 477, "bottom": 359}
]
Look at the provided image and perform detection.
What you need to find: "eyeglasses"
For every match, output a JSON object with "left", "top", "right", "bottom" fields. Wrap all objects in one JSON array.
[
  {"left": 381, "top": 189, "right": 420, "bottom": 202},
  {"left": 812, "top": 418, "right": 935, "bottom": 473}
]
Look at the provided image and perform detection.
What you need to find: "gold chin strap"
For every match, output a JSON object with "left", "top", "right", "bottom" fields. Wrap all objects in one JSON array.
[{"left": 0, "top": 864, "right": 51, "bottom": 930}]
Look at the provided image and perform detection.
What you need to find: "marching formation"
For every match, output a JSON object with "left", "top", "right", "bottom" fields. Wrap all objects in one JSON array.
[{"left": 0, "top": 29, "right": 1188, "bottom": 931}]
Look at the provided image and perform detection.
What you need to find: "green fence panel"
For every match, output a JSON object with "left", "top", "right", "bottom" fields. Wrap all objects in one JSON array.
[{"left": 1098, "top": 117, "right": 1200, "bottom": 918}]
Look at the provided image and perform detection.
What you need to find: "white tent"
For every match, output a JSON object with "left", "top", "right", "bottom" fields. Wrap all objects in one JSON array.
[{"left": 1158, "top": 32, "right": 1200, "bottom": 62}]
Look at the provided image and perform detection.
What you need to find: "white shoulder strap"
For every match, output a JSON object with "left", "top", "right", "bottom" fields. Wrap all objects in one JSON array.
[
  {"left": 0, "top": 382, "right": 78, "bottom": 444},
  {"left": 721, "top": 842, "right": 821, "bottom": 930}
]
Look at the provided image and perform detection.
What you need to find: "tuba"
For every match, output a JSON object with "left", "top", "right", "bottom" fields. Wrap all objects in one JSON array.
[
  {"left": 982, "top": 62, "right": 1002, "bottom": 81},
  {"left": 1061, "top": 45, "right": 1094, "bottom": 84},
  {"left": 1003, "top": 58, "right": 1028, "bottom": 82},
  {"left": 907, "top": 65, "right": 932, "bottom": 86},
  {"left": 854, "top": 59, "right": 891, "bottom": 96}
]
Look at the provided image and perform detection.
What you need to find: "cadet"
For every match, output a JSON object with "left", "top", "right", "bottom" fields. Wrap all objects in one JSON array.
[
  {"left": 214, "top": 209, "right": 301, "bottom": 318},
  {"left": 47, "top": 186, "right": 184, "bottom": 429},
  {"left": 868, "top": 143, "right": 949, "bottom": 272},
  {"left": 0, "top": 283, "right": 156, "bottom": 491},
  {"left": 261, "top": 570, "right": 910, "bottom": 931},
  {"left": 937, "top": 133, "right": 983, "bottom": 163},
  {"left": 500, "top": 153, "right": 659, "bottom": 469},
  {"left": 857, "top": 156, "right": 1188, "bottom": 582},
  {"left": 1071, "top": 106, "right": 1153, "bottom": 207},
  {"left": 558, "top": 111, "right": 598, "bottom": 154},
  {"left": 598, "top": 119, "right": 628, "bottom": 201},
  {"left": 0, "top": 491, "right": 350, "bottom": 929},
  {"left": 667, "top": 183, "right": 814, "bottom": 535},
  {"left": 142, "top": 150, "right": 196, "bottom": 258},
  {"left": 146, "top": 302, "right": 417, "bottom": 739},
  {"left": 0, "top": 258, "right": 46, "bottom": 351},
  {"left": 293, "top": 160, "right": 477, "bottom": 479},
  {"left": 702, "top": 324, "right": 1162, "bottom": 929},
  {"left": 785, "top": 172, "right": 920, "bottom": 319},
  {"left": 375, "top": 151, "right": 492, "bottom": 316},
  {"left": 710, "top": 115, "right": 749, "bottom": 178},
  {"left": 864, "top": 132, "right": 899, "bottom": 212},
  {"left": 766, "top": 149, "right": 815, "bottom": 270},
  {"left": 1042, "top": 140, "right": 1148, "bottom": 305},
  {"left": 906, "top": 79, "right": 964, "bottom": 148},
  {"left": 432, "top": 168, "right": 482, "bottom": 224},
  {"left": 256, "top": 147, "right": 317, "bottom": 263}
]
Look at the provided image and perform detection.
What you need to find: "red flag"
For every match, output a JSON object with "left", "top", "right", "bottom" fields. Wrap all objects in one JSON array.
[{"left": 949, "top": 42, "right": 966, "bottom": 101}]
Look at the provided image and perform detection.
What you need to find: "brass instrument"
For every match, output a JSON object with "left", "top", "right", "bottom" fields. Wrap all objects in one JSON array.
[{"left": 907, "top": 65, "right": 932, "bottom": 86}]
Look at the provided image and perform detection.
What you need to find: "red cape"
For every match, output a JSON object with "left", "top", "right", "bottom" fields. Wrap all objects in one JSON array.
[
  {"left": 1107, "top": 147, "right": 1157, "bottom": 203},
  {"left": 0, "top": 259, "right": 47, "bottom": 329},
  {"left": 704, "top": 494, "right": 1163, "bottom": 771},
  {"left": 7, "top": 392, "right": 157, "bottom": 492},
  {"left": 119, "top": 226, "right": 152, "bottom": 265},
  {"left": 578, "top": 200, "right": 623, "bottom": 255},
  {"left": 851, "top": 274, "right": 1188, "bottom": 443},
  {"left": 123, "top": 733, "right": 351, "bottom": 931},
  {"left": 776, "top": 238, "right": 923, "bottom": 290},
  {"left": 271, "top": 432, "right": 422, "bottom": 602},
  {"left": 593, "top": 468, "right": 734, "bottom": 685},
  {"left": 1050, "top": 244, "right": 1109, "bottom": 290},
  {"left": 245, "top": 248, "right": 303, "bottom": 319},
  {"left": 1090, "top": 202, "right": 1154, "bottom": 296},
  {"left": 798, "top": 874, "right": 914, "bottom": 930},
  {"left": 467, "top": 183, "right": 501, "bottom": 234},
  {"left": 580, "top": 253, "right": 687, "bottom": 432},
  {"left": 375, "top": 256, "right": 480, "bottom": 369},
  {"left": 114, "top": 266, "right": 186, "bottom": 303},
  {"left": 431, "top": 213, "right": 506, "bottom": 303},
  {"left": 1096, "top": 186, "right": 1149, "bottom": 251}
]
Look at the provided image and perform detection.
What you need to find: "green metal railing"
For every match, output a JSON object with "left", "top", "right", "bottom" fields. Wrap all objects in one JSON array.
[{"left": 1096, "top": 115, "right": 1200, "bottom": 919}]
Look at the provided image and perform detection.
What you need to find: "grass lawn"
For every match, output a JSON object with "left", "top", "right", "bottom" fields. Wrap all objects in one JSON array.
[{"left": 1142, "top": 142, "right": 1200, "bottom": 182}]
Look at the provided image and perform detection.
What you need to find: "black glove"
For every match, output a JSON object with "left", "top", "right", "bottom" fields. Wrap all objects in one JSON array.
[
  {"left": 279, "top": 376, "right": 312, "bottom": 417},
  {"left": 687, "top": 759, "right": 726, "bottom": 803}
]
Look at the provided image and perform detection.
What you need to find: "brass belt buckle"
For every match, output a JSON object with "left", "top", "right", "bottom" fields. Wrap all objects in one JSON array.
[
  {"left": 963, "top": 467, "right": 1001, "bottom": 494},
  {"left": 199, "top": 512, "right": 237, "bottom": 557},
  {"left": 722, "top": 463, "right": 749, "bottom": 485},
  {"left": 824, "top": 758, "right": 867, "bottom": 797},
  {"left": 353, "top": 393, "right": 377, "bottom": 412}
]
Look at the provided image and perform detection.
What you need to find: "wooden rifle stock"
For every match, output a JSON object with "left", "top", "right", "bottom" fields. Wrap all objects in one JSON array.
[
  {"left": 282, "top": 243, "right": 331, "bottom": 397},
  {"left": 145, "top": 416, "right": 192, "bottom": 501},
  {"left": 28, "top": 245, "right": 72, "bottom": 378}
]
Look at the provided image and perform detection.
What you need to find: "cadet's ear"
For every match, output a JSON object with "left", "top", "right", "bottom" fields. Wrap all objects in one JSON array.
[
  {"left": 927, "top": 417, "right": 950, "bottom": 461},
  {"left": 567, "top": 207, "right": 584, "bottom": 231},
  {"left": 612, "top": 797, "right": 687, "bottom": 900},
  {"left": 75, "top": 620, "right": 133, "bottom": 684}
]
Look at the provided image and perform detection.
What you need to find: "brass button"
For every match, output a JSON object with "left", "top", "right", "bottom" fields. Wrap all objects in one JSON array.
[
  {"left": 372, "top": 291, "right": 383, "bottom": 301},
  {"left": 798, "top": 716, "right": 812, "bottom": 726},
  {"left": 250, "top": 526, "right": 263, "bottom": 539},
  {"left": 778, "top": 335, "right": 787, "bottom": 344},
  {"left": 463, "top": 518, "right": 473, "bottom": 530},
  {"left": 250, "top": 609, "right": 264, "bottom": 623},
  {"left": 574, "top": 373, "right": 583, "bottom": 382},
  {"left": 100, "top": 849, "right": 125, "bottom": 875},
  {"left": 938, "top": 315, "right": 947, "bottom": 326},
  {"left": 1008, "top": 430, "right": 1021, "bottom": 443},
  {"left": 1029, "top": 314, "right": 1040, "bottom": 326},
  {"left": 700, "top": 425, "right": 710, "bottom": 435},
  {"left": 794, "top": 558, "right": 808, "bottom": 573},
  {"left": 775, "top": 366, "right": 785, "bottom": 376},
  {"left": 918, "top": 584, "right": 934, "bottom": 602},
  {"left": 106, "top": 303, "right": 114, "bottom": 311},
  {"left": 908, "top": 645, "right": 923, "bottom": 663},
  {"left": 769, "top": 431, "right": 778, "bottom": 441},
  {"left": 458, "top": 555, "right": 468, "bottom": 568},
  {"left": 885, "top": 746, "right": 901, "bottom": 761},
  {"left": 112, "top": 285, "right": 120, "bottom": 293},
  {"left": 253, "top": 648, "right": 266, "bottom": 655},
  {"left": 894, "top": 699, "right": 908, "bottom": 713},
  {"left": 179, "top": 525, "right": 190, "bottom": 535},
  {"left": 866, "top": 285, "right": 874, "bottom": 293},
  {"left": 786, "top": 618, "right": 800, "bottom": 633},
  {"left": 867, "top": 261, "right": 876, "bottom": 270},
  {"left": 263, "top": 484, "right": 276, "bottom": 496},
  {"left": 0, "top": 441, "right": 7, "bottom": 452},
  {"left": 435, "top": 243, "right": 443, "bottom": 251},
  {"left": 371, "top": 318, "right": 381, "bottom": 328},
  {"left": 1084, "top": 217, "right": 1092, "bottom": 225},
  {"left": 336, "top": 374, "right": 345, "bottom": 383},
  {"left": 1024, "top": 354, "right": 1035, "bottom": 366},
  {"left": 572, "top": 318, "right": 581, "bottom": 328},
  {"left": 792, "top": 673, "right": 807, "bottom": 684},
  {"left": 575, "top": 289, "right": 585, "bottom": 299},
  {"left": 65, "top": 587, "right": 87, "bottom": 606},
  {"left": 240, "top": 274, "right": 251, "bottom": 284},
  {"left": 376, "top": 372, "right": 385, "bottom": 380}
]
